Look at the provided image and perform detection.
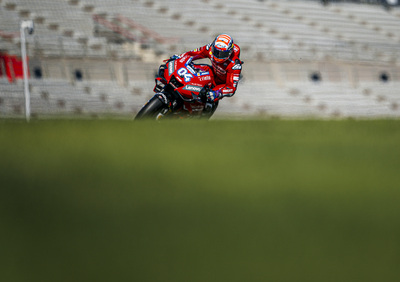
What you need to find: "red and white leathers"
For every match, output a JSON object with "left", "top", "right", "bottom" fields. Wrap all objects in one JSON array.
[{"left": 178, "top": 43, "right": 242, "bottom": 102}]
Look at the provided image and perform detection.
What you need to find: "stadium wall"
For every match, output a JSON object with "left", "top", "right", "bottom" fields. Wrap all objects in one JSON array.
[{"left": 1, "top": 0, "right": 400, "bottom": 119}]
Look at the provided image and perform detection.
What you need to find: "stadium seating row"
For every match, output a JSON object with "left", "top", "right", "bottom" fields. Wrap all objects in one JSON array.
[
  {"left": 1, "top": 0, "right": 399, "bottom": 63},
  {"left": 0, "top": 78, "right": 147, "bottom": 118}
]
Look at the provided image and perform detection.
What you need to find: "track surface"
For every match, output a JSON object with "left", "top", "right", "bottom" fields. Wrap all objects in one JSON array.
[{"left": 1, "top": 119, "right": 400, "bottom": 282}]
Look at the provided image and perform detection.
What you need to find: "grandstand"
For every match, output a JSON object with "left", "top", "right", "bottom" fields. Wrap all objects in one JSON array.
[{"left": 0, "top": 0, "right": 399, "bottom": 119}]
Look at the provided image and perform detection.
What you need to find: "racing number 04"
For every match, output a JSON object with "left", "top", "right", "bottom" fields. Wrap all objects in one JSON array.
[{"left": 177, "top": 68, "right": 193, "bottom": 82}]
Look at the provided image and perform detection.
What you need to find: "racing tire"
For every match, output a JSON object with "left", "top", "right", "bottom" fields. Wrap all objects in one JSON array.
[{"left": 135, "top": 96, "right": 166, "bottom": 120}]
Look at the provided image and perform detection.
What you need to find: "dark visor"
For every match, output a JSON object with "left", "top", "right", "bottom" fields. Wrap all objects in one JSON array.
[{"left": 212, "top": 45, "right": 231, "bottom": 59}]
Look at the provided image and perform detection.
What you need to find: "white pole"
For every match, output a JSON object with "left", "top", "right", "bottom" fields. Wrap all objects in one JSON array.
[{"left": 20, "top": 20, "right": 33, "bottom": 122}]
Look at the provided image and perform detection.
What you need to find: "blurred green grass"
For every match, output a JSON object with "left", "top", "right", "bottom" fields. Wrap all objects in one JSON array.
[{"left": 1, "top": 119, "right": 400, "bottom": 282}]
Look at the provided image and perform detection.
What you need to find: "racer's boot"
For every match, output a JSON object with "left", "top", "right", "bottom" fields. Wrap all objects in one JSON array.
[{"left": 202, "top": 101, "right": 219, "bottom": 119}]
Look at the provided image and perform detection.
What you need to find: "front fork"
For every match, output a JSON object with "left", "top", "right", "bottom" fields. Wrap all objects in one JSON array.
[
  {"left": 154, "top": 92, "right": 182, "bottom": 118},
  {"left": 154, "top": 74, "right": 183, "bottom": 116}
]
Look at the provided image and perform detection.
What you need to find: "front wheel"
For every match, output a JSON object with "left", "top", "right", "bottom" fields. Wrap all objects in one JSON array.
[{"left": 135, "top": 96, "right": 167, "bottom": 120}]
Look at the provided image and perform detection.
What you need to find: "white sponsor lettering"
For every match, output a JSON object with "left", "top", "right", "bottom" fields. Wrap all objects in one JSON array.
[
  {"left": 183, "top": 85, "right": 202, "bottom": 92},
  {"left": 232, "top": 64, "right": 242, "bottom": 70},
  {"left": 168, "top": 62, "right": 174, "bottom": 75},
  {"left": 199, "top": 76, "right": 211, "bottom": 82}
]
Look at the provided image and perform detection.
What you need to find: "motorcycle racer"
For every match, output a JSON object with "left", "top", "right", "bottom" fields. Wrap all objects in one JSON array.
[{"left": 171, "top": 34, "right": 243, "bottom": 117}]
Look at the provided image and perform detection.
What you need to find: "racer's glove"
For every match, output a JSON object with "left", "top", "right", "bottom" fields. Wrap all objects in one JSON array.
[
  {"left": 206, "top": 90, "right": 220, "bottom": 102},
  {"left": 163, "top": 54, "right": 180, "bottom": 63},
  {"left": 170, "top": 54, "right": 180, "bottom": 60}
]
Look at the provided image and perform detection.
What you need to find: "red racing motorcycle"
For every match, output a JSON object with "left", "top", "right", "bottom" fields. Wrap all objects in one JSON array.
[{"left": 135, "top": 56, "right": 216, "bottom": 120}]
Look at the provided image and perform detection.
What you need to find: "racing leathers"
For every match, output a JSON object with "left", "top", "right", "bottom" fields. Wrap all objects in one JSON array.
[{"left": 178, "top": 43, "right": 243, "bottom": 102}]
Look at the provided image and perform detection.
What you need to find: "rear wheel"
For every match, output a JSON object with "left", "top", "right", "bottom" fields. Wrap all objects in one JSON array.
[{"left": 135, "top": 96, "right": 167, "bottom": 120}]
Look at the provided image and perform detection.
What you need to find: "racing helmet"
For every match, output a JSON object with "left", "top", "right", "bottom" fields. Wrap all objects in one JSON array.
[{"left": 211, "top": 34, "right": 234, "bottom": 64}]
